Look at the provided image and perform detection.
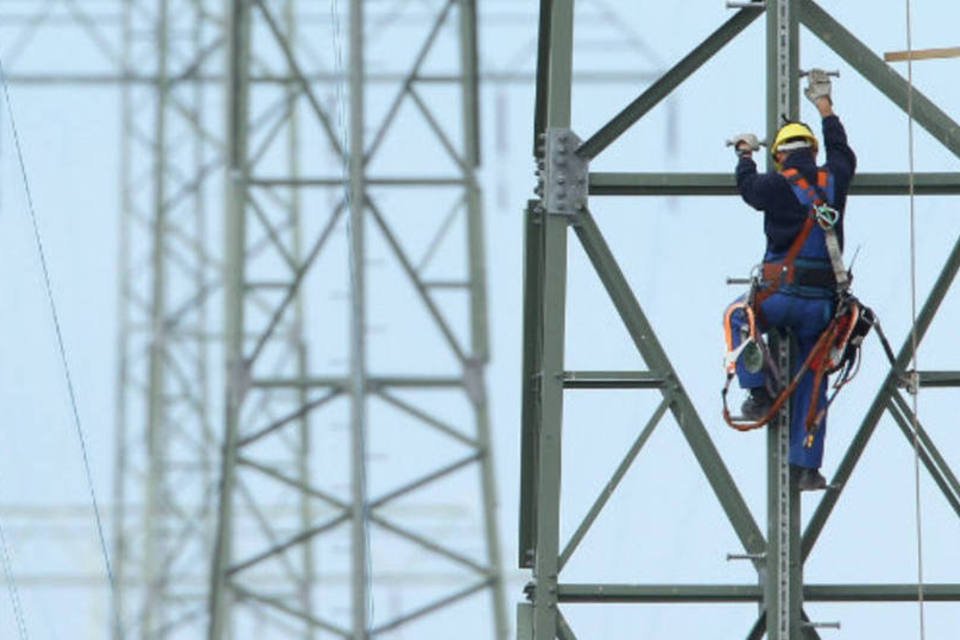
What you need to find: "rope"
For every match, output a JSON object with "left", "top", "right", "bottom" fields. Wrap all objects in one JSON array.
[
  {"left": 902, "top": 1, "right": 926, "bottom": 637},
  {"left": 0, "top": 52, "right": 119, "bottom": 612},
  {"left": 0, "top": 500, "right": 29, "bottom": 640}
]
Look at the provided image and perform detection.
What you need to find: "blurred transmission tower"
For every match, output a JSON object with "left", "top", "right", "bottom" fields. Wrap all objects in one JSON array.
[
  {"left": 114, "top": 0, "right": 224, "bottom": 637},
  {"left": 207, "top": 1, "right": 507, "bottom": 638}
]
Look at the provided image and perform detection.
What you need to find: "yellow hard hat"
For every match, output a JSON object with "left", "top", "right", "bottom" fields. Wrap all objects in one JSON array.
[{"left": 771, "top": 122, "right": 819, "bottom": 157}]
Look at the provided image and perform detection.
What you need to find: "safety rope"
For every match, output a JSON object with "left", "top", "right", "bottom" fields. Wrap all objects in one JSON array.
[
  {"left": 903, "top": 1, "right": 926, "bottom": 637},
  {"left": 0, "top": 51, "right": 118, "bottom": 620}
]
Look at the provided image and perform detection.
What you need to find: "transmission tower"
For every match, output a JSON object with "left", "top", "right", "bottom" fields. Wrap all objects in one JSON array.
[
  {"left": 115, "top": 1, "right": 224, "bottom": 637},
  {"left": 521, "top": 1, "right": 960, "bottom": 638},
  {"left": 208, "top": 1, "right": 507, "bottom": 638}
]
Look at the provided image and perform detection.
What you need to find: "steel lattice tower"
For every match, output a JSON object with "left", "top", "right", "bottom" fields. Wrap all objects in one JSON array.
[
  {"left": 115, "top": 1, "right": 224, "bottom": 637},
  {"left": 207, "top": 1, "right": 507, "bottom": 637},
  {"left": 521, "top": 1, "right": 960, "bottom": 639}
]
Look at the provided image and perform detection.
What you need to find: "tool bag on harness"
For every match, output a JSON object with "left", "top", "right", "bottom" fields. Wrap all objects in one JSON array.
[{"left": 721, "top": 168, "right": 895, "bottom": 438}]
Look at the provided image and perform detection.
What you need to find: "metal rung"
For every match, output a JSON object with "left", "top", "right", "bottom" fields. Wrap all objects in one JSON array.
[
  {"left": 562, "top": 371, "right": 667, "bottom": 389},
  {"left": 726, "top": 552, "right": 765, "bottom": 562},
  {"left": 726, "top": 276, "right": 752, "bottom": 285},
  {"left": 799, "top": 69, "right": 840, "bottom": 77},
  {"left": 803, "top": 621, "right": 841, "bottom": 630},
  {"left": 726, "top": 1, "right": 764, "bottom": 8}
]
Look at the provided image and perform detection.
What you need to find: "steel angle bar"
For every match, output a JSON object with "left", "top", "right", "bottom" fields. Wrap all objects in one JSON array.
[
  {"left": 558, "top": 580, "right": 960, "bottom": 605},
  {"left": 562, "top": 371, "right": 667, "bottom": 388},
  {"left": 803, "top": 233, "right": 960, "bottom": 560},
  {"left": 250, "top": 0, "right": 345, "bottom": 159},
  {"left": 417, "top": 195, "right": 467, "bottom": 272},
  {"left": 375, "top": 390, "right": 479, "bottom": 447},
  {"left": 577, "top": 8, "right": 763, "bottom": 160},
  {"left": 63, "top": 0, "right": 123, "bottom": 65},
  {"left": 558, "top": 398, "right": 670, "bottom": 571},
  {"left": 556, "top": 609, "right": 578, "bottom": 640},
  {"left": 800, "top": 0, "right": 960, "bottom": 159},
  {"left": 245, "top": 202, "right": 345, "bottom": 365},
  {"left": 408, "top": 86, "right": 470, "bottom": 172},
  {"left": 886, "top": 394, "right": 960, "bottom": 519},
  {"left": 532, "top": 0, "right": 552, "bottom": 155},
  {"left": 804, "top": 583, "right": 960, "bottom": 601},
  {"left": 370, "top": 580, "right": 492, "bottom": 636},
  {"left": 246, "top": 193, "right": 298, "bottom": 270},
  {"left": 227, "top": 513, "right": 351, "bottom": 577},
  {"left": 744, "top": 609, "right": 824, "bottom": 640},
  {"left": 239, "top": 389, "right": 342, "bottom": 447},
  {"left": 572, "top": 210, "right": 765, "bottom": 556},
  {"left": 367, "top": 514, "right": 488, "bottom": 574},
  {"left": 364, "top": 0, "right": 458, "bottom": 164},
  {"left": 233, "top": 585, "right": 351, "bottom": 638},
  {"left": 590, "top": 172, "right": 960, "bottom": 196},
  {"left": 557, "top": 583, "right": 764, "bottom": 603},
  {"left": 519, "top": 202, "right": 545, "bottom": 568},
  {"left": 917, "top": 371, "right": 960, "bottom": 387},
  {"left": 368, "top": 201, "right": 468, "bottom": 363},
  {"left": 235, "top": 457, "right": 349, "bottom": 511},
  {"left": 368, "top": 453, "right": 483, "bottom": 509}
]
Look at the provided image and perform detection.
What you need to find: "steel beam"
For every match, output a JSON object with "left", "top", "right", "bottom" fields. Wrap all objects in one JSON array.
[
  {"left": 588, "top": 172, "right": 960, "bottom": 196},
  {"left": 524, "top": 2, "right": 960, "bottom": 638}
]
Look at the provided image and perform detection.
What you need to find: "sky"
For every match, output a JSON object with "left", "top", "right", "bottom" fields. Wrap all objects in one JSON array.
[{"left": 0, "top": 0, "right": 957, "bottom": 638}]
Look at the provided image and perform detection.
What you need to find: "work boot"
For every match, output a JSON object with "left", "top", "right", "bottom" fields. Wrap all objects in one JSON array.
[
  {"left": 797, "top": 467, "right": 828, "bottom": 492},
  {"left": 740, "top": 387, "right": 773, "bottom": 421}
]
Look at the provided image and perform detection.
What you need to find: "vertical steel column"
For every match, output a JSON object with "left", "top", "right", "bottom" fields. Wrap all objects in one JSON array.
[
  {"left": 529, "top": 3, "right": 575, "bottom": 640},
  {"left": 208, "top": 1, "right": 250, "bottom": 637},
  {"left": 112, "top": 3, "right": 135, "bottom": 635},
  {"left": 765, "top": 2, "right": 802, "bottom": 639},
  {"left": 348, "top": 1, "right": 370, "bottom": 638},
  {"left": 143, "top": 2, "right": 170, "bottom": 635},
  {"left": 460, "top": 2, "right": 509, "bottom": 638},
  {"left": 282, "top": 2, "right": 316, "bottom": 635}
]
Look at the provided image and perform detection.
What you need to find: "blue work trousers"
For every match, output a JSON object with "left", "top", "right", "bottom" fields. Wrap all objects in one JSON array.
[{"left": 725, "top": 291, "right": 835, "bottom": 469}]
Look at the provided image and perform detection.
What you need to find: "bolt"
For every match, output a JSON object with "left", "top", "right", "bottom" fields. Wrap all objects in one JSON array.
[{"left": 556, "top": 176, "right": 566, "bottom": 185}]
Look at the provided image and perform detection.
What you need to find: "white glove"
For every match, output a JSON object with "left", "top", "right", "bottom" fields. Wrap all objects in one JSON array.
[
  {"left": 726, "top": 133, "right": 760, "bottom": 157},
  {"left": 804, "top": 68, "right": 832, "bottom": 105}
]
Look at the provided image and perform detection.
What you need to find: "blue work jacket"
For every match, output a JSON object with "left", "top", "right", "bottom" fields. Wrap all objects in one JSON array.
[{"left": 735, "top": 115, "right": 857, "bottom": 258}]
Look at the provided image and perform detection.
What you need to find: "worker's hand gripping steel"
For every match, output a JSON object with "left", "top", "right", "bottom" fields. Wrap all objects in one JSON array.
[
  {"left": 804, "top": 68, "right": 832, "bottom": 106},
  {"left": 726, "top": 133, "right": 760, "bottom": 157}
]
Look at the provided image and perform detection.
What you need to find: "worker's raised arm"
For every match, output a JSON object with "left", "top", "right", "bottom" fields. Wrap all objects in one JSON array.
[
  {"left": 805, "top": 70, "right": 857, "bottom": 189},
  {"left": 727, "top": 134, "right": 783, "bottom": 211}
]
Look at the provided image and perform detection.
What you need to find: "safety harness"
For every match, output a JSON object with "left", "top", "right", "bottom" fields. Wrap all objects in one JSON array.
[{"left": 722, "top": 168, "right": 899, "bottom": 443}]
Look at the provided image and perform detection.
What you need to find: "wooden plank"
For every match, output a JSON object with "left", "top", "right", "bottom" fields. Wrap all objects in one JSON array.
[{"left": 884, "top": 46, "right": 960, "bottom": 62}]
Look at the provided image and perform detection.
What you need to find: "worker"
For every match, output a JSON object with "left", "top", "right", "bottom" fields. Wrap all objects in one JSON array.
[{"left": 724, "top": 69, "right": 857, "bottom": 491}]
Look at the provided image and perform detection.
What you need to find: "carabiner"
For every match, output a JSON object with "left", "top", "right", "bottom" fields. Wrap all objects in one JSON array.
[{"left": 814, "top": 203, "right": 839, "bottom": 229}]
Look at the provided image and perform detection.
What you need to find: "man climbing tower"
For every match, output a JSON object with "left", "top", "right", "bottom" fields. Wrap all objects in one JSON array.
[{"left": 724, "top": 69, "right": 857, "bottom": 491}]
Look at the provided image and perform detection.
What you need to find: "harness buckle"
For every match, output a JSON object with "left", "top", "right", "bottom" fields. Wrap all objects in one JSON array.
[{"left": 813, "top": 203, "right": 839, "bottom": 229}]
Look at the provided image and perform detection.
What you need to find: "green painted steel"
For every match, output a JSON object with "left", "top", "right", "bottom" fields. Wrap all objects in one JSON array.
[
  {"left": 764, "top": 3, "right": 802, "bottom": 638},
  {"left": 523, "top": 1, "right": 960, "bottom": 637},
  {"left": 208, "top": 1, "right": 250, "bottom": 637},
  {"left": 577, "top": 8, "right": 764, "bottom": 161},
  {"left": 588, "top": 172, "right": 960, "bottom": 196},
  {"left": 800, "top": 0, "right": 960, "bottom": 159}
]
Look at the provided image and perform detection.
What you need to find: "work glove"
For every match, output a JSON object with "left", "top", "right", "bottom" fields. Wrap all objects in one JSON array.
[
  {"left": 804, "top": 68, "right": 832, "bottom": 105},
  {"left": 726, "top": 133, "right": 759, "bottom": 157}
]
